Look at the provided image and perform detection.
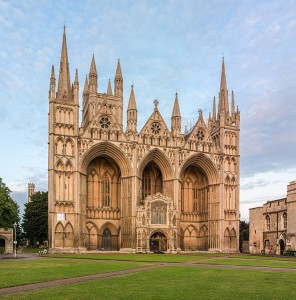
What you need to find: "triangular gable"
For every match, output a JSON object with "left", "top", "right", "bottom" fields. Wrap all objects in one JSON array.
[
  {"left": 139, "top": 101, "right": 170, "bottom": 138},
  {"left": 184, "top": 110, "right": 212, "bottom": 145},
  {"left": 90, "top": 97, "right": 121, "bottom": 131}
]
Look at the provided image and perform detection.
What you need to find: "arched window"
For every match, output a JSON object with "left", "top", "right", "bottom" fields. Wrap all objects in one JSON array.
[
  {"left": 102, "top": 174, "right": 110, "bottom": 207},
  {"left": 151, "top": 202, "right": 167, "bottom": 224},
  {"left": 142, "top": 169, "right": 151, "bottom": 199},
  {"left": 266, "top": 215, "right": 270, "bottom": 231},
  {"left": 283, "top": 213, "right": 287, "bottom": 229}
]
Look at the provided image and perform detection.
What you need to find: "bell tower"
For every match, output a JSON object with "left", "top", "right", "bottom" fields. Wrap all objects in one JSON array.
[{"left": 48, "top": 27, "right": 81, "bottom": 251}]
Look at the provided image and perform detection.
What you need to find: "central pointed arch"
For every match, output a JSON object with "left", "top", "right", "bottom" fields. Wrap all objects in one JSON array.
[
  {"left": 179, "top": 153, "right": 218, "bottom": 185},
  {"left": 137, "top": 148, "right": 174, "bottom": 181}
]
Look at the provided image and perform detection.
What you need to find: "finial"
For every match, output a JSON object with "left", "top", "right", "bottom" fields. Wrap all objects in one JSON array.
[
  {"left": 154, "top": 99, "right": 159, "bottom": 108},
  {"left": 198, "top": 109, "right": 203, "bottom": 115}
]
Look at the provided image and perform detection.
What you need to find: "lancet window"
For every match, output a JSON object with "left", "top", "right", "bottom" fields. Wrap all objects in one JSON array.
[
  {"left": 266, "top": 215, "right": 270, "bottom": 231},
  {"left": 141, "top": 162, "right": 163, "bottom": 202},
  {"left": 102, "top": 174, "right": 110, "bottom": 207},
  {"left": 181, "top": 166, "right": 208, "bottom": 213},
  {"left": 283, "top": 213, "right": 287, "bottom": 229}
]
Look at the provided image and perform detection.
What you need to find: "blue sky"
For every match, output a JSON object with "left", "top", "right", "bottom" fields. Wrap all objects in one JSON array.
[{"left": 0, "top": 0, "right": 295, "bottom": 221}]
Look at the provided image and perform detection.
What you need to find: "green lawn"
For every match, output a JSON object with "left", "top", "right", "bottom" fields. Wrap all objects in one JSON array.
[
  {"left": 0, "top": 258, "right": 146, "bottom": 288},
  {"left": 2, "top": 265, "right": 296, "bottom": 300},
  {"left": 1, "top": 254, "right": 296, "bottom": 299},
  {"left": 47, "top": 252, "right": 226, "bottom": 263},
  {"left": 197, "top": 256, "right": 296, "bottom": 268}
]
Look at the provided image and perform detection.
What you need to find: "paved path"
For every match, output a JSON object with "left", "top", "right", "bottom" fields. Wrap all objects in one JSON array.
[{"left": 1, "top": 257, "right": 296, "bottom": 296}]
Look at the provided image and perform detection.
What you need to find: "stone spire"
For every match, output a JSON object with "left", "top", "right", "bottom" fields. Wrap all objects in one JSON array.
[
  {"left": 114, "top": 59, "right": 123, "bottom": 97},
  {"left": 82, "top": 75, "right": 89, "bottom": 108},
  {"left": 126, "top": 84, "right": 137, "bottom": 133},
  {"left": 172, "top": 92, "right": 181, "bottom": 117},
  {"left": 49, "top": 65, "right": 56, "bottom": 99},
  {"left": 231, "top": 90, "right": 235, "bottom": 117},
  {"left": 212, "top": 96, "right": 217, "bottom": 121},
  {"left": 127, "top": 84, "right": 137, "bottom": 110},
  {"left": 107, "top": 79, "right": 113, "bottom": 95},
  {"left": 218, "top": 57, "right": 229, "bottom": 115},
  {"left": 89, "top": 54, "right": 97, "bottom": 93},
  {"left": 73, "top": 69, "right": 79, "bottom": 104},
  {"left": 171, "top": 93, "right": 181, "bottom": 137},
  {"left": 57, "top": 26, "right": 72, "bottom": 101}
]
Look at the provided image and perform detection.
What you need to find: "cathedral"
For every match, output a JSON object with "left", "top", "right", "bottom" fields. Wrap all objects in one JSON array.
[{"left": 48, "top": 29, "right": 240, "bottom": 253}]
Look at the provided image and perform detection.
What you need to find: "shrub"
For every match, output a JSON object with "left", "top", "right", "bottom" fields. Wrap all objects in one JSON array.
[{"left": 283, "top": 249, "right": 295, "bottom": 256}]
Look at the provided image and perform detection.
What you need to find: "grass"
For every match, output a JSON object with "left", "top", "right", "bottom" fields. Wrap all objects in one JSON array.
[
  {"left": 196, "top": 255, "right": 296, "bottom": 268},
  {"left": 47, "top": 252, "right": 226, "bottom": 263},
  {"left": 2, "top": 265, "right": 296, "bottom": 300},
  {"left": 1, "top": 253, "right": 296, "bottom": 299},
  {"left": 0, "top": 258, "right": 146, "bottom": 288}
]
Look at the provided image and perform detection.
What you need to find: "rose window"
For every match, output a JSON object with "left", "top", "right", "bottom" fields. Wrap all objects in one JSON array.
[
  {"left": 99, "top": 116, "right": 111, "bottom": 129},
  {"left": 197, "top": 130, "right": 205, "bottom": 141},
  {"left": 151, "top": 122, "right": 161, "bottom": 135}
]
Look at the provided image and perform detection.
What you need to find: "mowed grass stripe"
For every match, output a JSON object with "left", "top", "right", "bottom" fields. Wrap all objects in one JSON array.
[
  {"left": 0, "top": 259, "right": 147, "bottom": 289},
  {"left": 46, "top": 252, "right": 227, "bottom": 263},
  {"left": 1, "top": 266, "right": 296, "bottom": 300},
  {"left": 196, "top": 257, "right": 296, "bottom": 268}
]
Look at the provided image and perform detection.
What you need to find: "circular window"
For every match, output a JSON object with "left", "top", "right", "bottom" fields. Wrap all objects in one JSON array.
[
  {"left": 197, "top": 130, "right": 205, "bottom": 141},
  {"left": 151, "top": 122, "right": 161, "bottom": 135},
  {"left": 100, "top": 116, "right": 111, "bottom": 129}
]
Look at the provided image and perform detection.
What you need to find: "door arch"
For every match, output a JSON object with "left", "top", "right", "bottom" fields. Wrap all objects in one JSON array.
[
  {"left": 279, "top": 239, "right": 285, "bottom": 255},
  {"left": 102, "top": 228, "right": 112, "bottom": 250},
  {"left": 150, "top": 232, "right": 167, "bottom": 252}
]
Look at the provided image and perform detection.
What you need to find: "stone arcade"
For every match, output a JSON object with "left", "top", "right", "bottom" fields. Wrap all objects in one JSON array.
[{"left": 48, "top": 29, "right": 240, "bottom": 253}]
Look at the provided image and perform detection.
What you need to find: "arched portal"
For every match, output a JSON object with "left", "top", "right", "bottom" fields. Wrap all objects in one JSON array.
[
  {"left": 102, "top": 228, "right": 112, "bottom": 250},
  {"left": 150, "top": 232, "right": 167, "bottom": 252},
  {"left": 279, "top": 239, "right": 285, "bottom": 255}
]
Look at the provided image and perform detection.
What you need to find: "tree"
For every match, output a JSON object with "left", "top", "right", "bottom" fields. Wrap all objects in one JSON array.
[
  {"left": 239, "top": 220, "right": 249, "bottom": 252},
  {"left": 22, "top": 191, "right": 48, "bottom": 246},
  {"left": 0, "top": 177, "right": 20, "bottom": 228}
]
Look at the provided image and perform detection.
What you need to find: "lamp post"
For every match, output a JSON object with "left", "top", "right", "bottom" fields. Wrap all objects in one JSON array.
[{"left": 13, "top": 222, "right": 17, "bottom": 258}]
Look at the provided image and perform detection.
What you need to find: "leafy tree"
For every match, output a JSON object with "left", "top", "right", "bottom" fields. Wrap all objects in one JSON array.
[
  {"left": 22, "top": 191, "right": 48, "bottom": 246},
  {"left": 239, "top": 220, "right": 249, "bottom": 252},
  {"left": 0, "top": 177, "right": 20, "bottom": 228}
]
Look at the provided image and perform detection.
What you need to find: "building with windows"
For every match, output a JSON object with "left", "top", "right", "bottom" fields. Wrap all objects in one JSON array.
[
  {"left": 249, "top": 180, "right": 296, "bottom": 255},
  {"left": 48, "top": 29, "right": 240, "bottom": 253}
]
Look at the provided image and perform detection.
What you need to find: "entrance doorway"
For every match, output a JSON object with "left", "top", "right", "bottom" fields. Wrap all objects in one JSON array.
[
  {"left": 0, "top": 237, "right": 5, "bottom": 254},
  {"left": 150, "top": 232, "right": 167, "bottom": 252},
  {"left": 279, "top": 239, "right": 285, "bottom": 255},
  {"left": 102, "top": 228, "right": 112, "bottom": 250}
]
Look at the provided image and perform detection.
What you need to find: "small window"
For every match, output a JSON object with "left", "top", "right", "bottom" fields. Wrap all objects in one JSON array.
[
  {"left": 102, "top": 174, "right": 110, "bottom": 207},
  {"left": 266, "top": 215, "right": 270, "bottom": 231},
  {"left": 283, "top": 213, "right": 287, "bottom": 229}
]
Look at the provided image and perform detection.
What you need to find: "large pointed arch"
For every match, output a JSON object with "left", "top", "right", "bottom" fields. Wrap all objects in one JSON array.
[
  {"left": 80, "top": 142, "right": 132, "bottom": 177},
  {"left": 179, "top": 153, "right": 218, "bottom": 185},
  {"left": 138, "top": 148, "right": 174, "bottom": 180}
]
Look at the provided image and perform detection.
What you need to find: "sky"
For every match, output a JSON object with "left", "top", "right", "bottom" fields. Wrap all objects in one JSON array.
[{"left": 0, "top": 0, "right": 295, "bottom": 221}]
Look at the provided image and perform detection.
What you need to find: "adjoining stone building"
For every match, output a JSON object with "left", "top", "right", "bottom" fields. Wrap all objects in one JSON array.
[
  {"left": 249, "top": 180, "right": 296, "bottom": 255},
  {"left": 48, "top": 28, "right": 240, "bottom": 253}
]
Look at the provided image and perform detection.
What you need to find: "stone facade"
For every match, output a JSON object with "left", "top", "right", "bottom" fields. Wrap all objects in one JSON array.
[
  {"left": 249, "top": 180, "right": 296, "bottom": 255},
  {"left": 48, "top": 29, "right": 240, "bottom": 253},
  {"left": 0, "top": 228, "right": 13, "bottom": 254}
]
